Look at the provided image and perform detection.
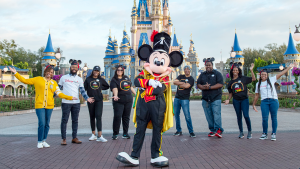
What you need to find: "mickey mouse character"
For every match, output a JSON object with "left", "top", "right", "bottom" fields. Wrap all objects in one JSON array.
[{"left": 116, "top": 31, "right": 183, "bottom": 167}]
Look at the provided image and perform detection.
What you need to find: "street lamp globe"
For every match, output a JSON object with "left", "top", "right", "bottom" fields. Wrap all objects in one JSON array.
[
  {"left": 83, "top": 63, "right": 88, "bottom": 71},
  {"left": 3, "top": 66, "right": 8, "bottom": 72},
  {"left": 294, "top": 25, "right": 300, "bottom": 42},
  {"left": 279, "top": 64, "right": 284, "bottom": 71},
  {"left": 55, "top": 53, "right": 61, "bottom": 60},
  {"left": 230, "top": 51, "right": 236, "bottom": 58}
]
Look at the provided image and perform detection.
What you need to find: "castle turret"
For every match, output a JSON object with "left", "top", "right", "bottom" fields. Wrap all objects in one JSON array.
[
  {"left": 41, "top": 32, "right": 57, "bottom": 76},
  {"left": 186, "top": 37, "right": 199, "bottom": 80},
  {"left": 104, "top": 33, "right": 115, "bottom": 81},
  {"left": 163, "top": 0, "right": 169, "bottom": 26},
  {"left": 151, "top": 0, "right": 163, "bottom": 32},
  {"left": 120, "top": 29, "right": 132, "bottom": 76},
  {"left": 232, "top": 30, "right": 245, "bottom": 75},
  {"left": 283, "top": 28, "right": 300, "bottom": 93}
]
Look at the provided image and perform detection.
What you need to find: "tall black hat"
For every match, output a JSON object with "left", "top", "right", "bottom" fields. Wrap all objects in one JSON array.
[{"left": 151, "top": 31, "right": 171, "bottom": 54}]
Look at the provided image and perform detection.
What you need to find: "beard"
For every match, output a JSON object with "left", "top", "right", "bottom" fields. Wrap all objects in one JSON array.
[{"left": 70, "top": 69, "right": 77, "bottom": 75}]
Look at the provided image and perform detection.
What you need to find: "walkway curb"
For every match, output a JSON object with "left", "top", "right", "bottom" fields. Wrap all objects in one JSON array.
[{"left": 0, "top": 104, "right": 87, "bottom": 117}]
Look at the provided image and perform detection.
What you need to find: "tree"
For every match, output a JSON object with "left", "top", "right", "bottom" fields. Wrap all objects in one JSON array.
[{"left": 15, "top": 61, "right": 29, "bottom": 69}]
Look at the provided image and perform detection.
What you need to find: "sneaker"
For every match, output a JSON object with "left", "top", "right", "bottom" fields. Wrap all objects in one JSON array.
[
  {"left": 42, "top": 141, "right": 50, "bottom": 148},
  {"left": 271, "top": 133, "right": 276, "bottom": 141},
  {"left": 190, "top": 133, "right": 196, "bottom": 138},
  {"left": 173, "top": 131, "right": 182, "bottom": 136},
  {"left": 238, "top": 132, "right": 244, "bottom": 139},
  {"left": 247, "top": 131, "right": 252, "bottom": 139},
  {"left": 112, "top": 135, "right": 118, "bottom": 140},
  {"left": 215, "top": 128, "right": 223, "bottom": 138},
  {"left": 122, "top": 134, "right": 131, "bottom": 139},
  {"left": 208, "top": 132, "right": 215, "bottom": 137},
  {"left": 116, "top": 152, "right": 139, "bottom": 166},
  {"left": 259, "top": 133, "right": 268, "bottom": 140},
  {"left": 97, "top": 136, "right": 108, "bottom": 142},
  {"left": 37, "top": 142, "right": 43, "bottom": 149},
  {"left": 89, "top": 134, "right": 97, "bottom": 141}
]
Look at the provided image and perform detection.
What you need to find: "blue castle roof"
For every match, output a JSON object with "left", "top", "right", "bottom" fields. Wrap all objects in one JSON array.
[
  {"left": 105, "top": 36, "right": 115, "bottom": 53},
  {"left": 180, "top": 46, "right": 184, "bottom": 55},
  {"left": 121, "top": 30, "right": 130, "bottom": 48},
  {"left": 131, "top": 5, "right": 138, "bottom": 17},
  {"left": 284, "top": 32, "right": 300, "bottom": 55},
  {"left": 137, "top": 21, "right": 152, "bottom": 25},
  {"left": 138, "top": 33, "right": 149, "bottom": 48},
  {"left": 112, "top": 60, "right": 119, "bottom": 64},
  {"left": 114, "top": 39, "right": 118, "bottom": 47},
  {"left": 131, "top": 58, "right": 135, "bottom": 62},
  {"left": 233, "top": 33, "right": 242, "bottom": 52},
  {"left": 104, "top": 55, "right": 118, "bottom": 59},
  {"left": 137, "top": 0, "right": 149, "bottom": 17},
  {"left": 43, "top": 34, "right": 55, "bottom": 53},
  {"left": 42, "top": 56, "right": 56, "bottom": 60},
  {"left": 0, "top": 65, "right": 29, "bottom": 72},
  {"left": 172, "top": 33, "right": 179, "bottom": 47},
  {"left": 235, "top": 55, "right": 244, "bottom": 58},
  {"left": 163, "top": 0, "right": 169, "bottom": 8},
  {"left": 257, "top": 64, "right": 286, "bottom": 71},
  {"left": 168, "top": 17, "right": 172, "bottom": 26}
]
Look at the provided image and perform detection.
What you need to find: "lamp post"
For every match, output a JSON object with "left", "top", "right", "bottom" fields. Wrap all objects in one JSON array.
[
  {"left": 55, "top": 48, "right": 61, "bottom": 74},
  {"left": 279, "top": 64, "right": 289, "bottom": 93},
  {"left": 83, "top": 63, "right": 88, "bottom": 81}
]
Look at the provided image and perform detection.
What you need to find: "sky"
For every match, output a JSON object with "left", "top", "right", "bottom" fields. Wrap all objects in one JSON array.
[{"left": 1, "top": 0, "right": 300, "bottom": 69}]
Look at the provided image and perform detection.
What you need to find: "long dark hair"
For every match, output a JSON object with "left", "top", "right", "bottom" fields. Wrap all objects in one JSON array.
[
  {"left": 257, "top": 70, "right": 273, "bottom": 93},
  {"left": 230, "top": 67, "right": 242, "bottom": 79},
  {"left": 113, "top": 65, "right": 125, "bottom": 80},
  {"left": 89, "top": 70, "right": 101, "bottom": 79}
]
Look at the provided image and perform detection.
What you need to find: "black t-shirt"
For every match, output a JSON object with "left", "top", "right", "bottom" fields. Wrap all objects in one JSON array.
[
  {"left": 175, "top": 75, "right": 194, "bottom": 100},
  {"left": 84, "top": 76, "right": 110, "bottom": 101},
  {"left": 110, "top": 76, "right": 133, "bottom": 102},
  {"left": 197, "top": 70, "right": 224, "bottom": 102},
  {"left": 227, "top": 76, "right": 252, "bottom": 100}
]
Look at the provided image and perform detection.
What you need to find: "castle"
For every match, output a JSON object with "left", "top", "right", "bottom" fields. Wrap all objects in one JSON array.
[{"left": 103, "top": 0, "right": 199, "bottom": 83}]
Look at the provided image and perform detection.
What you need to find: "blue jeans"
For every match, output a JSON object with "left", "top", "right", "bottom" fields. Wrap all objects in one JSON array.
[
  {"left": 174, "top": 98, "right": 194, "bottom": 133},
  {"left": 36, "top": 108, "right": 53, "bottom": 143},
  {"left": 202, "top": 100, "right": 223, "bottom": 132},
  {"left": 260, "top": 99, "right": 279, "bottom": 134},
  {"left": 61, "top": 103, "right": 81, "bottom": 139},
  {"left": 232, "top": 98, "right": 252, "bottom": 132}
]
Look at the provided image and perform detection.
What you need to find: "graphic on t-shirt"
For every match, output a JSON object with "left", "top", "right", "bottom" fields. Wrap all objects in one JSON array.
[
  {"left": 90, "top": 80, "right": 100, "bottom": 90},
  {"left": 178, "top": 79, "right": 187, "bottom": 90},
  {"left": 231, "top": 82, "right": 244, "bottom": 93},
  {"left": 120, "top": 80, "right": 131, "bottom": 91}
]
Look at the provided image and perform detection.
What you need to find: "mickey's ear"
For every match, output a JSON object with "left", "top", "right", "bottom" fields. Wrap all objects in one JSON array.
[
  {"left": 211, "top": 57, "right": 215, "bottom": 62},
  {"left": 78, "top": 60, "right": 82, "bottom": 65},
  {"left": 169, "top": 51, "right": 183, "bottom": 67},
  {"left": 69, "top": 59, "right": 73, "bottom": 64},
  {"left": 138, "top": 44, "right": 153, "bottom": 61},
  {"left": 238, "top": 62, "right": 242, "bottom": 67},
  {"left": 203, "top": 58, "right": 207, "bottom": 62},
  {"left": 229, "top": 62, "right": 234, "bottom": 66}
]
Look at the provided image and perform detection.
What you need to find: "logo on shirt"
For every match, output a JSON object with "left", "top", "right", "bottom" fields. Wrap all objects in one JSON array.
[
  {"left": 231, "top": 82, "right": 244, "bottom": 93},
  {"left": 178, "top": 79, "right": 187, "bottom": 90},
  {"left": 90, "top": 80, "right": 100, "bottom": 90},
  {"left": 65, "top": 79, "right": 78, "bottom": 83},
  {"left": 120, "top": 80, "right": 131, "bottom": 91}
]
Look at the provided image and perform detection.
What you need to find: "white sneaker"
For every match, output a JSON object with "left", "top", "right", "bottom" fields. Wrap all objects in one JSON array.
[
  {"left": 37, "top": 143, "right": 43, "bottom": 149},
  {"left": 42, "top": 141, "right": 50, "bottom": 148},
  {"left": 116, "top": 152, "right": 139, "bottom": 166},
  {"left": 150, "top": 156, "right": 169, "bottom": 167},
  {"left": 89, "top": 134, "right": 97, "bottom": 141},
  {"left": 96, "top": 136, "right": 107, "bottom": 142},
  {"left": 271, "top": 133, "right": 276, "bottom": 141}
]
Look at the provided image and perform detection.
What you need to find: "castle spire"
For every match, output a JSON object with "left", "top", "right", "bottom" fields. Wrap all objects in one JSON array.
[
  {"left": 137, "top": 0, "right": 149, "bottom": 17},
  {"left": 233, "top": 31, "right": 242, "bottom": 52},
  {"left": 284, "top": 31, "right": 300, "bottom": 55},
  {"left": 172, "top": 28, "right": 179, "bottom": 47},
  {"left": 43, "top": 33, "right": 55, "bottom": 53}
]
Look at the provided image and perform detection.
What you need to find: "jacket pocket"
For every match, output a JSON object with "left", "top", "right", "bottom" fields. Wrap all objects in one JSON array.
[{"left": 35, "top": 95, "right": 43, "bottom": 105}]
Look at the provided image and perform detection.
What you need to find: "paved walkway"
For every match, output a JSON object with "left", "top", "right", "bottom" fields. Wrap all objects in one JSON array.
[
  {"left": 1, "top": 133, "right": 300, "bottom": 169},
  {"left": 1, "top": 100, "right": 300, "bottom": 169},
  {"left": 0, "top": 101, "right": 299, "bottom": 136}
]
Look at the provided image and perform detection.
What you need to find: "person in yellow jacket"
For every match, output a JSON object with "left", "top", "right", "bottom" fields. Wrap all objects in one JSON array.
[{"left": 9, "top": 66, "right": 77, "bottom": 149}]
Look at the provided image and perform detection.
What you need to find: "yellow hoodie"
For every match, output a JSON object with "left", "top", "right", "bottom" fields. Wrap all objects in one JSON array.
[{"left": 14, "top": 72, "right": 73, "bottom": 109}]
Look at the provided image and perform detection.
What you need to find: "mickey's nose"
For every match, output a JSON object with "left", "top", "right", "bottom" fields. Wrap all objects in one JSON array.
[{"left": 155, "top": 61, "right": 161, "bottom": 66}]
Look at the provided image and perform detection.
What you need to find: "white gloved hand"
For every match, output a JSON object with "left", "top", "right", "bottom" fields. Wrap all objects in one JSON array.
[
  {"left": 155, "top": 81, "right": 162, "bottom": 88},
  {"left": 148, "top": 79, "right": 158, "bottom": 88}
]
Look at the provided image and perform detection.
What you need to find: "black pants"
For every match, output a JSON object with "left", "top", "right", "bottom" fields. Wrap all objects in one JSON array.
[
  {"left": 87, "top": 101, "right": 103, "bottom": 132},
  {"left": 61, "top": 103, "right": 81, "bottom": 139},
  {"left": 131, "top": 96, "right": 166, "bottom": 158},
  {"left": 112, "top": 98, "right": 133, "bottom": 135}
]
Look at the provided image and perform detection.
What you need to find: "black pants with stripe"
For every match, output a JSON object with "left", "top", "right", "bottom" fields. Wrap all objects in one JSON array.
[
  {"left": 87, "top": 101, "right": 103, "bottom": 132},
  {"left": 131, "top": 96, "right": 166, "bottom": 159}
]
